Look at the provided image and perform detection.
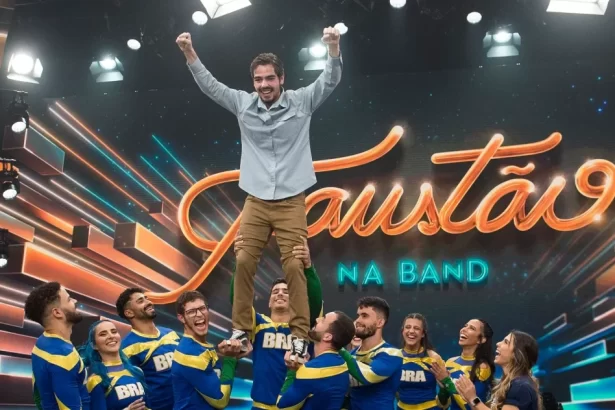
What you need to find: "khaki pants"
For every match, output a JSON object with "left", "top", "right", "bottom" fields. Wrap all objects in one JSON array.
[{"left": 233, "top": 193, "right": 309, "bottom": 339}]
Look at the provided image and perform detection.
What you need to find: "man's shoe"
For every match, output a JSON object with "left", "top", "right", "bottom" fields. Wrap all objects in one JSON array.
[{"left": 229, "top": 329, "right": 249, "bottom": 352}]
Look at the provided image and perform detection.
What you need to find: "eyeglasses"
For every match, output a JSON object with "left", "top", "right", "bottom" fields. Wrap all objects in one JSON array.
[{"left": 184, "top": 305, "right": 208, "bottom": 318}]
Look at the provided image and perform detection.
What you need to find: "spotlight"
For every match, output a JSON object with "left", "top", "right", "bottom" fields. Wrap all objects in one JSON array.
[
  {"left": 0, "top": 229, "right": 8, "bottom": 268},
  {"left": 309, "top": 44, "right": 327, "bottom": 58},
  {"left": 334, "top": 22, "right": 348, "bottom": 35},
  {"left": 390, "top": 0, "right": 406, "bottom": 8},
  {"left": 547, "top": 0, "right": 609, "bottom": 15},
  {"left": 127, "top": 39, "right": 141, "bottom": 50},
  {"left": 483, "top": 26, "right": 521, "bottom": 58},
  {"left": 89, "top": 56, "right": 124, "bottom": 83},
  {"left": 299, "top": 46, "right": 326, "bottom": 71},
  {"left": 193, "top": 11, "right": 209, "bottom": 25},
  {"left": 7, "top": 92, "right": 29, "bottom": 134},
  {"left": 7, "top": 53, "right": 43, "bottom": 84},
  {"left": 467, "top": 11, "right": 482, "bottom": 24},
  {"left": 0, "top": 158, "right": 19, "bottom": 200},
  {"left": 200, "top": 0, "right": 251, "bottom": 19}
]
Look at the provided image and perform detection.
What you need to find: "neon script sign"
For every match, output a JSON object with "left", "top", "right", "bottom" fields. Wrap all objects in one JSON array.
[{"left": 147, "top": 126, "right": 615, "bottom": 303}]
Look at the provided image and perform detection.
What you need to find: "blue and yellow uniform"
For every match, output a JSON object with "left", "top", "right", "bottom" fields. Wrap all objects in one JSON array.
[
  {"left": 341, "top": 341, "right": 403, "bottom": 410},
  {"left": 397, "top": 348, "right": 442, "bottom": 410},
  {"left": 443, "top": 356, "right": 492, "bottom": 410},
  {"left": 171, "top": 335, "right": 237, "bottom": 410},
  {"left": 87, "top": 362, "right": 146, "bottom": 410},
  {"left": 31, "top": 332, "right": 90, "bottom": 410},
  {"left": 122, "top": 327, "right": 179, "bottom": 410},
  {"left": 276, "top": 351, "right": 349, "bottom": 410},
  {"left": 231, "top": 266, "right": 322, "bottom": 410}
]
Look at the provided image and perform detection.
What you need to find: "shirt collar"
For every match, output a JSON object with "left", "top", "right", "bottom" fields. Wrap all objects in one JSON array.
[{"left": 257, "top": 90, "right": 288, "bottom": 111}]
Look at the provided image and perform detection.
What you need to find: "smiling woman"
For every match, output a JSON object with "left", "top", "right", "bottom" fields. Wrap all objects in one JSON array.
[{"left": 78, "top": 320, "right": 148, "bottom": 410}]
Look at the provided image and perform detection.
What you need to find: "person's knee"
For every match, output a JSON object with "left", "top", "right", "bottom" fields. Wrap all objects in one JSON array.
[
  {"left": 282, "top": 256, "right": 304, "bottom": 274},
  {"left": 236, "top": 249, "right": 257, "bottom": 272}
]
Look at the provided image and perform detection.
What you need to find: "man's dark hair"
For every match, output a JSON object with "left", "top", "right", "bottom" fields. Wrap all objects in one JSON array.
[
  {"left": 328, "top": 311, "right": 355, "bottom": 351},
  {"left": 115, "top": 287, "right": 144, "bottom": 320},
  {"left": 269, "top": 278, "right": 287, "bottom": 297},
  {"left": 25, "top": 282, "right": 62, "bottom": 326},
  {"left": 176, "top": 290, "right": 206, "bottom": 315},
  {"left": 250, "top": 53, "right": 284, "bottom": 78},
  {"left": 357, "top": 296, "right": 390, "bottom": 324}
]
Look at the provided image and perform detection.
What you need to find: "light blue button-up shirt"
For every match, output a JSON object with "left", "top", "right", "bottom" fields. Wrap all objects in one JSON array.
[{"left": 188, "top": 55, "right": 343, "bottom": 200}]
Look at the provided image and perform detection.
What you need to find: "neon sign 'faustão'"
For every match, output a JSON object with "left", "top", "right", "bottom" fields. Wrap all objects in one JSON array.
[{"left": 146, "top": 127, "right": 615, "bottom": 303}]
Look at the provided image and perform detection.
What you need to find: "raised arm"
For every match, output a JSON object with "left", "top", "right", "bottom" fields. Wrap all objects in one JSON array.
[
  {"left": 176, "top": 32, "right": 250, "bottom": 116},
  {"left": 177, "top": 354, "right": 238, "bottom": 410},
  {"left": 295, "top": 27, "right": 343, "bottom": 113},
  {"left": 339, "top": 348, "right": 403, "bottom": 386}
]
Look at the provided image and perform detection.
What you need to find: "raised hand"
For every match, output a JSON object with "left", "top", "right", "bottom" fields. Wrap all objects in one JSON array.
[
  {"left": 176, "top": 32, "right": 198, "bottom": 64},
  {"left": 218, "top": 339, "right": 242, "bottom": 357},
  {"left": 321, "top": 27, "right": 340, "bottom": 46},
  {"left": 176, "top": 32, "right": 193, "bottom": 53},
  {"left": 127, "top": 398, "right": 146, "bottom": 410},
  {"left": 292, "top": 236, "right": 311, "bottom": 268}
]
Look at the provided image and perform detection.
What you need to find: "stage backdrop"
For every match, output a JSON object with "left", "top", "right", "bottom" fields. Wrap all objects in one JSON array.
[{"left": 1, "top": 59, "right": 615, "bottom": 410}]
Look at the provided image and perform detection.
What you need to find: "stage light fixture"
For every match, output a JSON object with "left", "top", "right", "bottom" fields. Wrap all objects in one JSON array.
[
  {"left": 7, "top": 53, "right": 43, "bottom": 84},
  {"left": 127, "top": 39, "right": 141, "bottom": 50},
  {"left": 547, "top": 0, "right": 609, "bottom": 15},
  {"left": 192, "top": 11, "right": 209, "bottom": 25},
  {"left": 200, "top": 0, "right": 251, "bottom": 19},
  {"left": 467, "top": 11, "right": 482, "bottom": 24},
  {"left": 298, "top": 47, "right": 326, "bottom": 71},
  {"left": 0, "top": 158, "right": 19, "bottom": 200},
  {"left": 89, "top": 56, "right": 124, "bottom": 83},
  {"left": 0, "top": 229, "right": 8, "bottom": 268},
  {"left": 390, "top": 0, "right": 406, "bottom": 8},
  {"left": 334, "top": 22, "right": 348, "bottom": 35},
  {"left": 483, "top": 26, "right": 521, "bottom": 58},
  {"left": 309, "top": 44, "right": 327, "bottom": 58},
  {"left": 7, "top": 92, "right": 29, "bottom": 134}
]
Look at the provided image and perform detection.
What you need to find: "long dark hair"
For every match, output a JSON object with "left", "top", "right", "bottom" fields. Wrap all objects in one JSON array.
[
  {"left": 78, "top": 320, "right": 147, "bottom": 391},
  {"left": 470, "top": 318, "right": 495, "bottom": 384},
  {"left": 489, "top": 331, "right": 541, "bottom": 410},
  {"left": 401, "top": 313, "right": 434, "bottom": 351}
]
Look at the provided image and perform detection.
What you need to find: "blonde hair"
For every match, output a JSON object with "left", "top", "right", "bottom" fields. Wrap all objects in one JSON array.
[{"left": 487, "top": 331, "right": 542, "bottom": 410}]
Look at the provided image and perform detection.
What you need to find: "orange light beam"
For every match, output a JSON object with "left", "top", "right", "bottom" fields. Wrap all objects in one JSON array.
[
  {"left": 0, "top": 204, "right": 71, "bottom": 243},
  {"left": 51, "top": 180, "right": 118, "bottom": 225},
  {"left": 34, "top": 236, "right": 126, "bottom": 280},
  {"left": 178, "top": 170, "right": 233, "bottom": 225},
  {"left": 205, "top": 171, "right": 242, "bottom": 215},
  {"left": 53, "top": 102, "right": 179, "bottom": 209},
  {"left": 29, "top": 119, "right": 148, "bottom": 211}
]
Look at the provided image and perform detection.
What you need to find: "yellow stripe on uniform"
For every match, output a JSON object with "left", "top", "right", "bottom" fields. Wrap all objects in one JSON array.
[
  {"left": 32, "top": 346, "right": 81, "bottom": 371},
  {"left": 398, "top": 400, "right": 438, "bottom": 410},
  {"left": 252, "top": 402, "right": 278, "bottom": 409},
  {"left": 402, "top": 357, "right": 434, "bottom": 371},
  {"left": 122, "top": 332, "right": 179, "bottom": 364},
  {"left": 173, "top": 349, "right": 218, "bottom": 371},
  {"left": 54, "top": 395, "right": 70, "bottom": 410},
  {"left": 197, "top": 384, "right": 231, "bottom": 409},
  {"left": 296, "top": 363, "right": 347, "bottom": 380}
]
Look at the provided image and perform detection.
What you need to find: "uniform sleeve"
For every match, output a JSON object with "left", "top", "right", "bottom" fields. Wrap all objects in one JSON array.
[
  {"left": 87, "top": 382, "right": 107, "bottom": 410},
  {"left": 474, "top": 365, "right": 492, "bottom": 402},
  {"left": 504, "top": 381, "right": 535, "bottom": 408},
  {"left": 49, "top": 364, "right": 86, "bottom": 410},
  {"left": 187, "top": 59, "right": 251, "bottom": 116},
  {"left": 340, "top": 348, "right": 402, "bottom": 385},
  {"left": 80, "top": 381, "right": 91, "bottom": 410},
  {"left": 276, "top": 369, "right": 314, "bottom": 410},
  {"left": 294, "top": 55, "right": 343, "bottom": 113},
  {"left": 276, "top": 378, "right": 313, "bottom": 410},
  {"left": 181, "top": 358, "right": 237, "bottom": 409},
  {"left": 305, "top": 266, "right": 323, "bottom": 326}
]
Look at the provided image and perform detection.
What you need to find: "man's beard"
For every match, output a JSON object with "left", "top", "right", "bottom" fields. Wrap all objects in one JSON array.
[
  {"left": 355, "top": 324, "right": 376, "bottom": 340},
  {"left": 308, "top": 328, "right": 323, "bottom": 342},
  {"left": 135, "top": 309, "right": 157, "bottom": 320},
  {"left": 65, "top": 310, "right": 83, "bottom": 325}
]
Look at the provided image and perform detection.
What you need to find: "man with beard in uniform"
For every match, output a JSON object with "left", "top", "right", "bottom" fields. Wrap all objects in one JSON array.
[
  {"left": 339, "top": 296, "right": 403, "bottom": 410},
  {"left": 25, "top": 282, "right": 90, "bottom": 410},
  {"left": 116, "top": 288, "right": 180, "bottom": 410}
]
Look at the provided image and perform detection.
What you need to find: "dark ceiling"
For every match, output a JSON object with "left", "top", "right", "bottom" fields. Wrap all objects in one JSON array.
[{"left": 1, "top": 0, "right": 614, "bottom": 97}]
